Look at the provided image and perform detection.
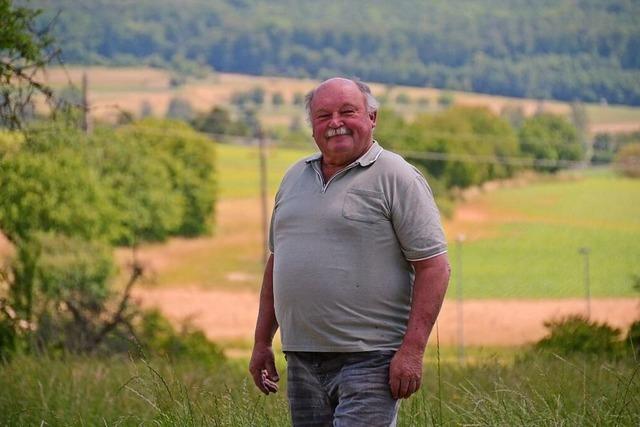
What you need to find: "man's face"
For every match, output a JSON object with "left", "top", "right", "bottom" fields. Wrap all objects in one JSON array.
[{"left": 309, "top": 79, "right": 377, "bottom": 167}]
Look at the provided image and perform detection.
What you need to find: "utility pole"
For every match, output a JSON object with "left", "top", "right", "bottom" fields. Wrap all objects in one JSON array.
[
  {"left": 456, "top": 234, "right": 466, "bottom": 364},
  {"left": 81, "top": 71, "right": 90, "bottom": 134},
  {"left": 579, "top": 247, "right": 591, "bottom": 318},
  {"left": 258, "top": 128, "right": 269, "bottom": 265}
]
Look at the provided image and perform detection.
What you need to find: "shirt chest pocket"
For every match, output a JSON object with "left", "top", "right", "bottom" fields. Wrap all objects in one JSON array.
[{"left": 342, "top": 189, "right": 389, "bottom": 224}]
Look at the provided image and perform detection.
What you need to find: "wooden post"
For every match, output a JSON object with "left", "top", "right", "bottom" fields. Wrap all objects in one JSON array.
[
  {"left": 258, "top": 130, "right": 269, "bottom": 265},
  {"left": 81, "top": 71, "right": 90, "bottom": 134}
]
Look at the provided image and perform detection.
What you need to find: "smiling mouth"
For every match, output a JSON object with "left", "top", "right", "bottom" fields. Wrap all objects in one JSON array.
[{"left": 325, "top": 126, "right": 352, "bottom": 138}]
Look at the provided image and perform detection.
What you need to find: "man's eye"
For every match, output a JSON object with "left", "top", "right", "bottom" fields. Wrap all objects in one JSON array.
[{"left": 342, "top": 110, "right": 355, "bottom": 115}]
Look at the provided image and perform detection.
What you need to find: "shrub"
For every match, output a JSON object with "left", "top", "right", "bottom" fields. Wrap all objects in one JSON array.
[
  {"left": 614, "top": 143, "right": 640, "bottom": 178},
  {"left": 137, "top": 309, "right": 224, "bottom": 364},
  {"left": 535, "top": 315, "right": 624, "bottom": 357},
  {"left": 627, "top": 320, "right": 640, "bottom": 359}
]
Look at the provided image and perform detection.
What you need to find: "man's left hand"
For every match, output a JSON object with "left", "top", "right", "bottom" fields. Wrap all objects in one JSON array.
[{"left": 388, "top": 346, "right": 423, "bottom": 399}]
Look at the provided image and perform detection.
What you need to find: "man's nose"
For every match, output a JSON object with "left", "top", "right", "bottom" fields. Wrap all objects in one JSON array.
[{"left": 328, "top": 113, "right": 343, "bottom": 127}]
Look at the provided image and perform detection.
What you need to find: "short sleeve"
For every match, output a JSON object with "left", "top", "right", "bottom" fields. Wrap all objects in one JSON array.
[
  {"left": 268, "top": 189, "right": 280, "bottom": 253},
  {"left": 390, "top": 175, "right": 447, "bottom": 261}
]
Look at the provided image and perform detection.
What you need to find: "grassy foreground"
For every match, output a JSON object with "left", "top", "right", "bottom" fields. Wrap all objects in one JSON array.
[{"left": 1, "top": 352, "right": 638, "bottom": 426}]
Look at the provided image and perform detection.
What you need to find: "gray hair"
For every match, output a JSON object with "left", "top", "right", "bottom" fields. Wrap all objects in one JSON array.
[{"left": 304, "top": 78, "right": 379, "bottom": 123}]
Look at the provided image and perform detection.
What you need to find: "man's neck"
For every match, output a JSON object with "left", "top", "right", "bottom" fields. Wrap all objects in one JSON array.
[{"left": 319, "top": 141, "right": 374, "bottom": 182}]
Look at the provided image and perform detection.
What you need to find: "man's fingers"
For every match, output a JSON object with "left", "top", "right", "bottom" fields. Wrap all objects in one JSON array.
[
  {"left": 405, "top": 378, "right": 419, "bottom": 398},
  {"left": 251, "top": 370, "right": 269, "bottom": 395},
  {"left": 391, "top": 376, "right": 421, "bottom": 399},
  {"left": 261, "top": 370, "right": 279, "bottom": 393},
  {"left": 266, "top": 360, "right": 280, "bottom": 382},
  {"left": 389, "top": 375, "right": 401, "bottom": 400},
  {"left": 399, "top": 377, "right": 411, "bottom": 399}
]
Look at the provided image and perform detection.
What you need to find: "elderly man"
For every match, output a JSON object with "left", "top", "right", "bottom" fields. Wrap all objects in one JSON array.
[{"left": 249, "top": 77, "right": 450, "bottom": 427}]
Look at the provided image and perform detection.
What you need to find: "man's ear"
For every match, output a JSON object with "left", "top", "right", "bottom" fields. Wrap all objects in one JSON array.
[{"left": 370, "top": 110, "right": 377, "bottom": 128}]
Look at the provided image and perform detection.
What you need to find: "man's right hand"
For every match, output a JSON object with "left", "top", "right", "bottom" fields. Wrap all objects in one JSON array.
[{"left": 249, "top": 343, "right": 280, "bottom": 395}]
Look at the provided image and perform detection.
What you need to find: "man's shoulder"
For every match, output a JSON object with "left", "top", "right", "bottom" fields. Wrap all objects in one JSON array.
[
  {"left": 373, "top": 148, "right": 423, "bottom": 180},
  {"left": 277, "top": 153, "right": 316, "bottom": 189}
]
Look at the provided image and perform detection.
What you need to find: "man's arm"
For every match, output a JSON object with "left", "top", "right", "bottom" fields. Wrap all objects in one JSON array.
[
  {"left": 249, "top": 254, "right": 280, "bottom": 394},
  {"left": 389, "top": 253, "right": 450, "bottom": 400}
]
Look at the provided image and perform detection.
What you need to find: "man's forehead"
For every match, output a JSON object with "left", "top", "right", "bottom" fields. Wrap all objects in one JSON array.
[{"left": 311, "top": 79, "right": 365, "bottom": 110}]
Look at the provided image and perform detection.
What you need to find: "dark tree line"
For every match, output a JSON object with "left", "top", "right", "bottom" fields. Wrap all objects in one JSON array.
[{"left": 30, "top": 0, "right": 640, "bottom": 105}]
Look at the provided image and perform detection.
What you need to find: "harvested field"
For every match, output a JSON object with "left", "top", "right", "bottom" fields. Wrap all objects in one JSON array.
[{"left": 133, "top": 287, "right": 639, "bottom": 346}]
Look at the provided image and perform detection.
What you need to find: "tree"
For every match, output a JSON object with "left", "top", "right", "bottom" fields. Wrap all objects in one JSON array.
[
  {"left": 0, "top": 0, "right": 58, "bottom": 129},
  {"left": 0, "top": 118, "right": 218, "bottom": 357},
  {"left": 437, "top": 92, "right": 454, "bottom": 108},
  {"left": 166, "top": 96, "right": 194, "bottom": 121},
  {"left": 395, "top": 92, "right": 411, "bottom": 105},
  {"left": 139, "top": 99, "right": 153, "bottom": 118},
  {"left": 192, "top": 106, "right": 249, "bottom": 136},
  {"left": 519, "top": 113, "right": 582, "bottom": 171},
  {"left": 271, "top": 92, "right": 284, "bottom": 106}
]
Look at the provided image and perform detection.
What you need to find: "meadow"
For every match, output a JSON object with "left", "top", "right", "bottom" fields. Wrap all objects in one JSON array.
[
  {"left": 1, "top": 352, "right": 638, "bottom": 426},
  {"left": 446, "top": 170, "right": 640, "bottom": 298}
]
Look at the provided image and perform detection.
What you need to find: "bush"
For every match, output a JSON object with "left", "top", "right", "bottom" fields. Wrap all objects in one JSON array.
[
  {"left": 614, "top": 143, "right": 640, "bottom": 178},
  {"left": 137, "top": 309, "right": 224, "bottom": 364},
  {"left": 627, "top": 320, "right": 640, "bottom": 359},
  {"left": 535, "top": 315, "right": 624, "bottom": 357}
]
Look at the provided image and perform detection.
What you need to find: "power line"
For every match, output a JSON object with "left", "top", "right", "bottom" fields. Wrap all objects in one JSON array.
[{"left": 397, "top": 150, "right": 587, "bottom": 168}]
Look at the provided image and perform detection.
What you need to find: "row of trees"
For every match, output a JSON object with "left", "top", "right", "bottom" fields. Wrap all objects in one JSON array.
[
  {"left": 375, "top": 106, "right": 584, "bottom": 207},
  {"left": 33, "top": 0, "right": 640, "bottom": 105}
]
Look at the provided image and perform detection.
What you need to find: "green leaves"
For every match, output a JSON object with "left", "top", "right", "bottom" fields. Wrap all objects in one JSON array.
[
  {"left": 519, "top": 113, "right": 582, "bottom": 171},
  {"left": 0, "top": 118, "right": 217, "bottom": 245}
]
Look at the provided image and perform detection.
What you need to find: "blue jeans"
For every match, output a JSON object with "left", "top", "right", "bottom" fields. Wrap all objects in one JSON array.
[{"left": 285, "top": 351, "right": 400, "bottom": 427}]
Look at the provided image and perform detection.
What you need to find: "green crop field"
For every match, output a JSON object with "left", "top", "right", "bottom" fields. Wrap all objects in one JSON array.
[
  {"left": 215, "top": 142, "right": 314, "bottom": 199},
  {"left": 447, "top": 171, "right": 640, "bottom": 298}
]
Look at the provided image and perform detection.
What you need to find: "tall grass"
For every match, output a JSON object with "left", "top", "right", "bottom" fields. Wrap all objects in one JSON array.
[{"left": 1, "top": 352, "right": 638, "bottom": 426}]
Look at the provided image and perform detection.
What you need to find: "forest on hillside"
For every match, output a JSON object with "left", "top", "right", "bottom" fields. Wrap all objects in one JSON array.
[{"left": 32, "top": 0, "right": 640, "bottom": 106}]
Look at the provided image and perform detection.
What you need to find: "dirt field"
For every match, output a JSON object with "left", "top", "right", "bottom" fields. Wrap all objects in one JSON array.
[{"left": 133, "top": 287, "right": 639, "bottom": 346}]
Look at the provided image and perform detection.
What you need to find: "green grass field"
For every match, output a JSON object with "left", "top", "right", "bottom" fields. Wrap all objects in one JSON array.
[
  {"left": 215, "top": 142, "right": 314, "bottom": 199},
  {"left": 1, "top": 353, "right": 638, "bottom": 426},
  {"left": 447, "top": 172, "right": 640, "bottom": 298}
]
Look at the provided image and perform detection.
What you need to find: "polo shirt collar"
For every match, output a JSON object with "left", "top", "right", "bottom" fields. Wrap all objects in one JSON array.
[{"left": 304, "top": 141, "right": 383, "bottom": 167}]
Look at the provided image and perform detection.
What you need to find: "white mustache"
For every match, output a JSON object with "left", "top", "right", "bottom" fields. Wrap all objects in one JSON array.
[{"left": 325, "top": 126, "right": 352, "bottom": 138}]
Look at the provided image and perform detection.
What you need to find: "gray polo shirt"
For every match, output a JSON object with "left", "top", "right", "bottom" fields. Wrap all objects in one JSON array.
[{"left": 269, "top": 142, "right": 447, "bottom": 352}]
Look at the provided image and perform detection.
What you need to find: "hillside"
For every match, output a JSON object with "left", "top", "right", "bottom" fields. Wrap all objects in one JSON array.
[
  {"left": 33, "top": 0, "right": 640, "bottom": 105},
  {"left": 39, "top": 67, "right": 640, "bottom": 135}
]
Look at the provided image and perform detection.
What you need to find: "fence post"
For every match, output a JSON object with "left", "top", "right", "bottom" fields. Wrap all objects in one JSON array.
[
  {"left": 456, "top": 234, "right": 466, "bottom": 364},
  {"left": 579, "top": 247, "right": 591, "bottom": 318}
]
